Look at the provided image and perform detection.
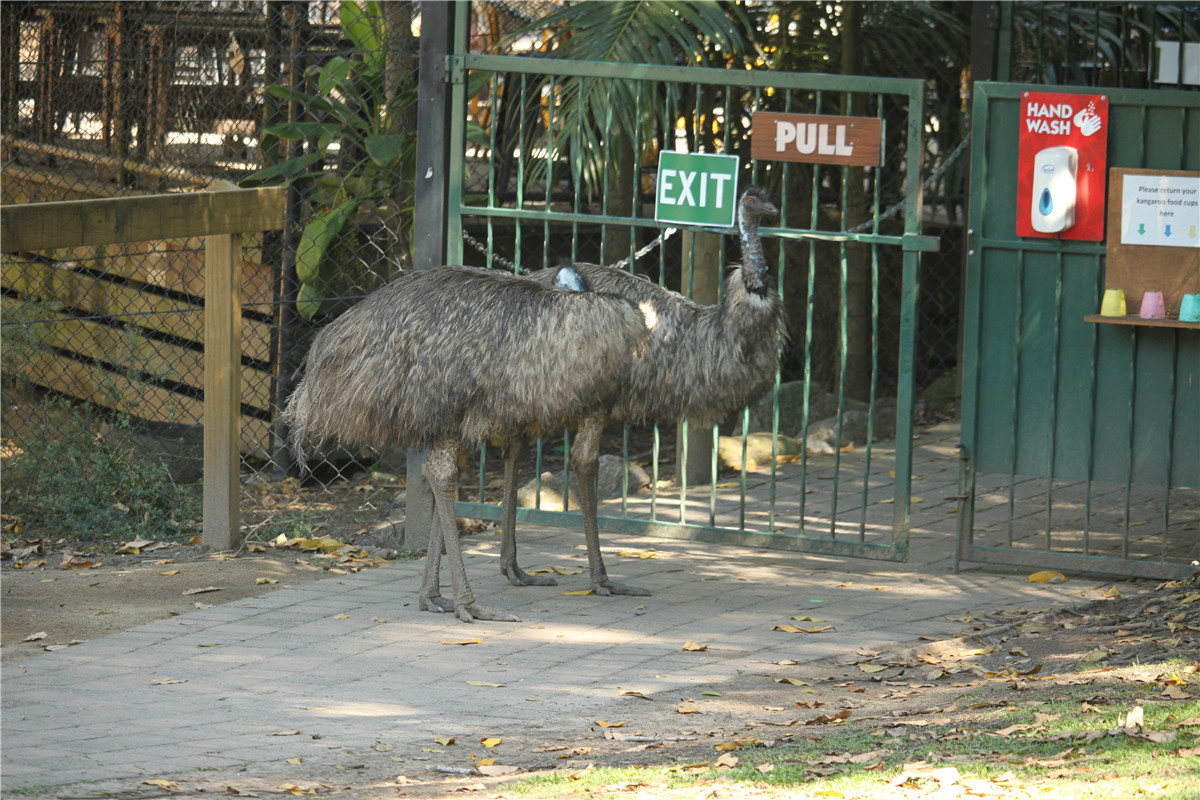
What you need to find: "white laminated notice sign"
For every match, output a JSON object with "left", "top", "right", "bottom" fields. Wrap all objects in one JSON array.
[{"left": 1120, "top": 173, "right": 1200, "bottom": 248}]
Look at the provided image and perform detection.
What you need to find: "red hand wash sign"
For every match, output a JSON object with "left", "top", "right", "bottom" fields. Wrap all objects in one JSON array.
[{"left": 1017, "top": 91, "right": 1109, "bottom": 241}]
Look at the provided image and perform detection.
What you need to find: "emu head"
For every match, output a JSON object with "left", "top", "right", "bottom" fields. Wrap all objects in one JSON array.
[{"left": 739, "top": 185, "right": 779, "bottom": 223}]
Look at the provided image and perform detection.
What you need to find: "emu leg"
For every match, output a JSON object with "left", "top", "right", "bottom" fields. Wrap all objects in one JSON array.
[
  {"left": 573, "top": 413, "right": 651, "bottom": 597},
  {"left": 418, "top": 522, "right": 453, "bottom": 613},
  {"left": 499, "top": 439, "right": 556, "bottom": 587},
  {"left": 422, "top": 439, "right": 520, "bottom": 624}
]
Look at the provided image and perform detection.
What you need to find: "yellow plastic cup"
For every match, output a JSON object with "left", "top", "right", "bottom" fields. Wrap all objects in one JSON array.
[{"left": 1100, "top": 288, "right": 1126, "bottom": 317}]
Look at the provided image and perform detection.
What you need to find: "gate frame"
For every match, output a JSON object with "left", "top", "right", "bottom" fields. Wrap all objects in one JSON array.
[
  {"left": 439, "top": 36, "right": 938, "bottom": 562},
  {"left": 958, "top": 80, "right": 1199, "bottom": 581}
]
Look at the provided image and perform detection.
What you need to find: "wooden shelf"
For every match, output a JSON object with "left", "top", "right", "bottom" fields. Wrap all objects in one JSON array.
[{"left": 1084, "top": 314, "right": 1200, "bottom": 330}]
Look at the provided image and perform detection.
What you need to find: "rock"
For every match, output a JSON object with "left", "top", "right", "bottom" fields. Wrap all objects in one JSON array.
[
  {"left": 735, "top": 381, "right": 866, "bottom": 437},
  {"left": 920, "top": 370, "right": 958, "bottom": 417},
  {"left": 518, "top": 455, "right": 650, "bottom": 510},
  {"left": 806, "top": 406, "right": 898, "bottom": 449},
  {"left": 717, "top": 433, "right": 804, "bottom": 471}
]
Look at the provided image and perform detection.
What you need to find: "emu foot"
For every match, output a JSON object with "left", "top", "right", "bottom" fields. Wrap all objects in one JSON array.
[
  {"left": 419, "top": 594, "right": 455, "bottom": 613},
  {"left": 594, "top": 581, "right": 652, "bottom": 597},
  {"left": 501, "top": 563, "right": 557, "bottom": 588},
  {"left": 456, "top": 603, "right": 521, "bottom": 624}
]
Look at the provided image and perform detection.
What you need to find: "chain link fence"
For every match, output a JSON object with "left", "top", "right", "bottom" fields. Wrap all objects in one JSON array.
[{"left": 1, "top": 0, "right": 419, "bottom": 553}]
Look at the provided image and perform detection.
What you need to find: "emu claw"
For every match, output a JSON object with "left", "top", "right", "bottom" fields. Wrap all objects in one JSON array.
[
  {"left": 502, "top": 565, "right": 558, "bottom": 588},
  {"left": 456, "top": 603, "right": 521, "bottom": 624},
  {"left": 595, "top": 581, "right": 651, "bottom": 597},
  {"left": 419, "top": 595, "right": 455, "bottom": 613}
]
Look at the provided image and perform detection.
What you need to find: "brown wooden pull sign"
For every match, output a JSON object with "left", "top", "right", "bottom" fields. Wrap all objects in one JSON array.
[{"left": 751, "top": 112, "right": 884, "bottom": 167}]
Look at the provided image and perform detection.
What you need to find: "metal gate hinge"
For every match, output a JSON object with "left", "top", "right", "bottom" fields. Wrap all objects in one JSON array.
[{"left": 445, "top": 54, "right": 466, "bottom": 85}]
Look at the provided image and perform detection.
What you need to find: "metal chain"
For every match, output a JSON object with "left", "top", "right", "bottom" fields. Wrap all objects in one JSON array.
[
  {"left": 464, "top": 130, "right": 971, "bottom": 260},
  {"left": 846, "top": 129, "right": 973, "bottom": 234}
]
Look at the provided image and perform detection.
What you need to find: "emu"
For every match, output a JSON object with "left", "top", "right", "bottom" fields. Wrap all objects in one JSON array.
[
  {"left": 283, "top": 265, "right": 649, "bottom": 623},
  {"left": 495, "top": 186, "right": 785, "bottom": 596}
]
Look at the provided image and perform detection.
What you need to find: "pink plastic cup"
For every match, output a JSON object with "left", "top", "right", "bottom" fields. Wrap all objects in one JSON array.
[{"left": 1138, "top": 291, "right": 1165, "bottom": 319}]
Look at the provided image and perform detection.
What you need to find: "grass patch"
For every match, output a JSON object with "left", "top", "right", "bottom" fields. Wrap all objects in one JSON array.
[{"left": 509, "top": 671, "right": 1198, "bottom": 799}]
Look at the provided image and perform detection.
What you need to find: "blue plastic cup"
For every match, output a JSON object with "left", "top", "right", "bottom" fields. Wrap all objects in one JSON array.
[{"left": 1180, "top": 293, "right": 1200, "bottom": 323}]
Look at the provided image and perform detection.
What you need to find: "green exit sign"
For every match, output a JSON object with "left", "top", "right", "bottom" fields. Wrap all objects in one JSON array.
[{"left": 655, "top": 151, "right": 740, "bottom": 228}]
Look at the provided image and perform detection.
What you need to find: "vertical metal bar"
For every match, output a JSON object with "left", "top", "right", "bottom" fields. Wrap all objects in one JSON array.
[
  {"left": 859, "top": 93, "right": 885, "bottom": 540},
  {"left": 407, "top": 0, "right": 460, "bottom": 553},
  {"left": 1006, "top": 249, "right": 1024, "bottom": 549},
  {"left": 1123, "top": 327, "right": 1136, "bottom": 558},
  {"left": 1044, "top": 248, "right": 1064, "bottom": 551},
  {"left": 958, "top": 83, "right": 992, "bottom": 565},
  {"left": 797, "top": 91, "right": 822, "bottom": 536},
  {"left": 1083, "top": 253, "right": 1103, "bottom": 555},
  {"left": 516, "top": 73, "right": 527, "bottom": 269},
  {"left": 1161, "top": 330, "right": 1180, "bottom": 561},
  {"left": 890, "top": 82, "right": 925, "bottom": 562}
]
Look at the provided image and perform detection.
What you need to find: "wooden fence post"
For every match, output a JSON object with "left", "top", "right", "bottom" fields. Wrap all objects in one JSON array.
[{"left": 203, "top": 204, "right": 242, "bottom": 551}]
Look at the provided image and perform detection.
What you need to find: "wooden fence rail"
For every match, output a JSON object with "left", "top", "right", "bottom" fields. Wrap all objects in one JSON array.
[{"left": 1, "top": 186, "right": 287, "bottom": 550}]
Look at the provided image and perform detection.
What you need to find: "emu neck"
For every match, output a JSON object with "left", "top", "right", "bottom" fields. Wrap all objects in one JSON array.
[{"left": 739, "top": 213, "right": 768, "bottom": 293}]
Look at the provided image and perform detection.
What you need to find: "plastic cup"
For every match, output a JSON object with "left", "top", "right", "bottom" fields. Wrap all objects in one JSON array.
[
  {"left": 1180, "top": 293, "right": 1200, "bottom": 323},
  {"left": 1138, "top": 291, "right": 1165, "bottom": 319},
  {"left": 1100, "top": 288, "right": 1126, "bottom": 317}
]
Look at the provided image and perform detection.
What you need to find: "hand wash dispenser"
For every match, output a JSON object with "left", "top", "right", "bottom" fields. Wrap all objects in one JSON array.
[{"left": 1031, "top": 146, "right": 1078, "bottom": 233}]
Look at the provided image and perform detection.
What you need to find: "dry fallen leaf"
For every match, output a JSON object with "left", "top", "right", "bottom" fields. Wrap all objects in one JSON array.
[
  {"left": 466, "top": 681, "right": 504, "bottom": 688},
  {"left": 1027, "top": 570, "right": 1066, "bottom": 583},
  {"left": 480, "top": 737, "right": 502, "bottom": 748},
  {"left": 560, "top": 589, "right": 595, "bottom": 596},
  {"left": 182, "top": 586, "right": 223, "bottom": 596},
  {"left": 22, "top": 631, "right": 48, "bottom": 643},
  {"left": 277, "top": 784, "right": 318, "bottom": 795},
  {"left": 150, "top": 678, "right": 186, "bottom": 685},
  {"left": 256, "top": 578, "right": 279, "bottom": 585},
  {"left": 701, "top": 690, "right": 722, "bottom": 697},
  {"left": 775, "top": 677, "right": 811, "bottom": 686},
  {"left": 620, "top": 690, "right": 653, "bottom": 700},
  {"left": 434, "top": 736, "right": 456, "bottom": 746},
  {"left": 618, "top": 550, "right": 663, "bottom": 559},
  {"left": 682, "top": 640, "right": 709, "bottom": 652},
  {"left": 677, "top": 707, "right": 701, "bottom": 714},
  {"left": 443, "top": 638, "right": 482, "bottom": 646},
  {"left": 595, "top": 721, "right": 626, "bottom": 728},
  {"left": 713, "top": 737, "right": 761, "bottom": 751},
  {"left": 285, "top": 757, "right": 303, "bottom": 765},
  {"left": 143, "top": 779, "right": 179, "bottom": 790},
  {"left": 773, "top": 624, "right": 834, "bottom": 634}
]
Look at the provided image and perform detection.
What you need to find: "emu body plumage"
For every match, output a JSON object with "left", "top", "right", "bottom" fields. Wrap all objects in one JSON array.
[
  {"left": 495, "top": 187, "right": 785, "bottom": 593},
  {"left": 284, "top": 265, "right": 649, "bottom": 622}
]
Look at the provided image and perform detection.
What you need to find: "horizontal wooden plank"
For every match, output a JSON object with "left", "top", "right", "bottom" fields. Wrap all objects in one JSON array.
[
  {"left": 1083, "top": 314, "right": 1200, "bottom": 330},
  {"left": 9, "top": 349, "right": 270, "bottom": 459},
  {"left": 2, "top": 256, "right": 272, "bottom": 362},
  {"left": 1, "top": 296, "right": 273, "bottom": 410},
  {"left": 1, "top": 187, "right": 286, "bottom": 252}
]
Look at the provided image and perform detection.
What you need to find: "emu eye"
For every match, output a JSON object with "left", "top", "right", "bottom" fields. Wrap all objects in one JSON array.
[{"left": 746, "top": 197, "right": 756, "bottom": 205}]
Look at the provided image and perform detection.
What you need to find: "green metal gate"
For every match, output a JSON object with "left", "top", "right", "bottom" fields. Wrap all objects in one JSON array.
[
  {"left": 959, "top": 82, "right": 1200, "bottom": 580},
  {"left": 444, "top": 39, "right": 936, "bottom": 561}
]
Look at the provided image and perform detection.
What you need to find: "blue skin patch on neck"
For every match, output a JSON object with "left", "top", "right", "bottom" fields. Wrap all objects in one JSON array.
[{"left": 555, "top": 266, "right": 588, "bottom": 292}]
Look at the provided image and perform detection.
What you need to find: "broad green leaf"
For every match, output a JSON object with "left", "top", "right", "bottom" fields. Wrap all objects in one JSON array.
[
  {"left": 364, "top": 134, "right": 410, "bottom": 168},
  {"left": 295, "top": 198, "right": 361, "bottom": 284},
  {"left": 239, "top": 153, "right": 323, "bottom": 188},
  {"left": 296, "top": 282, "right": 323, "bottom": 321}
]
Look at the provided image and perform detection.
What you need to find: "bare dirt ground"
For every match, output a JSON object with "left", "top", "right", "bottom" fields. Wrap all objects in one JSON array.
[{"left": 2, "top": 530, "right": 1198, "bottom": 799}]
